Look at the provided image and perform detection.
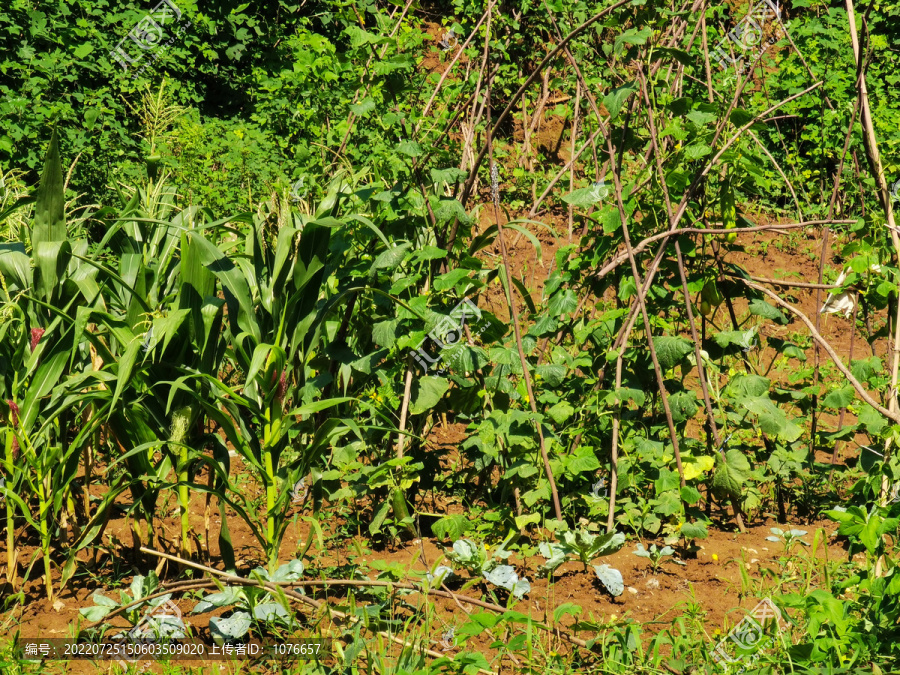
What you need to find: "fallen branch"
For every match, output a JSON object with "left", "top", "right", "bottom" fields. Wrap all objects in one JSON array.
[{"left": 737, "top": 280, "right": 900, "bottom": 424}]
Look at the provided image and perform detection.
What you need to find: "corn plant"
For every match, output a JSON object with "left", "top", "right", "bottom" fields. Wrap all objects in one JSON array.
[
  {"left": 0, "top": 131, "right": 103, "bottom": 601},
  {"left": 185, "top": 192, "right": 372, "bottom": 567}
]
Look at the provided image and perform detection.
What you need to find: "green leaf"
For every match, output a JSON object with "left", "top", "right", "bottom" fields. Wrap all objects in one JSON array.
[
  {"left": 539, "top": 542, "right": 569, "bottom": 573},
  {"left": 433, "top": 268, "right": 470, "bottom": 291},
  {"left": 669, "top": 390, "right": 698, "bottom": 423},
  {"left": 603, "top": 84, "right": 638, "bottom": 119},
  {"left": 749, "top": 298, "right": 788, "bottom": 324},
  {"left": 397, "top": 140, "right": 422, "bottom": 157},
  {"left": 0, "top": 243, "right": 31, "bottom": 290},
  {"left": 186, "top": 232, "right": 260, "bottom": 344},
  {"left": 725, "top": 374, "right": 770, "bottom": 399},
  {"left": 655, "top": 490, "right": 682, "bottom": 516},
  {"left": 432, "top": 514, "right": 470, "bottom": 540},
  {"left": 614, "top": 387, "right": 646, "bottom": 407},
  {"left": 858, "top": 405, "right": 887, "bottom": 435},
  {"left": 653, "top": 336, "right": 693, "bottom": 370},
  {"left": 34, "top": 240, "right": 71, "bottom": 302},
  {"left": 614, "top": 28, "right": 651, "bottom": 54},
  {"left": 349, "top": 98, "right": 376, "bottom": 116},
  {"left": 681, "top": 521, "right": 709, "bottom": 539},
  {"left": 561, "top": 185, "right": 606, "bottom": 207},
  {"left": 547, "top": 402, "right": 575, "bottom": 424},
  {"left": 209, "top": 612, "right": 252, "bottom": 643},
  {"left": 680, "top": 486, "right": 702, "bottom": 504},
  {"left": 742, "top": 397, "right": 802, "bottom": 441},
  {"left": 430, "top": 168, "right": 467, "bottom": 185},
  {"left": 547, "top": 289, "right": 578, "bottom": 317},
  {"left": 712, "top": 449, "right": 751, "bottom": 500},
  {"left": 714, "top": 329, "right": 756, "bottom": 350},
  {"left": 409, "top": 376, "right": 450, "bottom": 415},
  {"left": 372, "top": 319, "right": 400, "bottom": 349},
  {"left": 32, "top": 129, "right": 65, "bottom": 246},
  {"left": 79, "top": 605, "right": 113, "bottom": 622},
  {"left": 371, "top": 243, "right": 412, "bottom": 274},
  {"left": 822, "top": 386, "right": 854, "bottom": 409},
  {"left": 593, "top": 564, "right": 624, "bottom": 596},
  {"left": 566, "top": 448, "right": 600, "bottom": 475}
]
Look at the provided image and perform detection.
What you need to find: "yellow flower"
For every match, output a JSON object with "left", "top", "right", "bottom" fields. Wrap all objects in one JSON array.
[{"left": 712, "top": 554, "right": 719, "bottom": 562}]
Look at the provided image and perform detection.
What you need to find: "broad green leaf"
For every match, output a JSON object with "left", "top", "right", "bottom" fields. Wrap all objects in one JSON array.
[
  {"left": 0, "top": 243, "right": 31, "bottom": 290},
  {"left": 32, "top": 129, "right": 65, "bottom": 246},
  {"left": 34, "top": 240, "right": 70, "bottom": 301},
  {"left": 209, "top": 612, "right": 252, "bottom": 644},
  {"left": 653, "top": 336, "right": 693, "bottom": 370},
  {"left": 742, "top": 397, "right": 802, "bottom": 441},
  {"left": 186, "top": 232, "right": 259, "bottom": 344},
  {"left": 680, "top": 486, "right": 702, "bottom": 504},
  {"left": 433, "top": 268, "right": 470, "bottom": 291},
  {"left": 561, "top": 185, "right": 606, "bottom": 207},
  {"left": 614, "top": 28, "right": 651, "bottom": 55},
  {"left": 681, "top": 521, "right": 709, "bottom": 539},
  {"left": 712, "top": 449, "right": 751, "bottom": 500},
  {"left": 539, "top": 542, "right": 569, "bottom": 573},
  {"left": 749, "top": 298, "right": 788, "bottom": 324},
  {"left": 714, "top": 329, "right": 756, "bottom": 350},
  {"left": 603, "top": 83, "right": 638, "bottom": 118},
  {"left": 547, "top": 402, "right": 575, "bottom": 424},
  {"left": 822, "top": 386, "right": 854, "bottom": 409},
  {"left": 593, "top": 564, "right": 624, "bottom": 596},
  {"left": 370, "top": 243, "right": 412, "bottom": 274},
  {"left": 79, "top": 605, "right": 113, "bottom": 622},
  {"left": 432, "top": 514, "right": 470, "bottom": 540},
  {"left": 547, "top": 289, "right": 578, "bottom": 317},
  {"left": 669, "top": 390, "right": 698, "bottom": 422},
  {"left": 409, "top": 376, "right": 450, "bottom": 414},
  {"left": 859, "top": 404, "right": 887, "bottom": 435},
  {"left": 725, "top": 374, "right": 770, "bottom": 399},
  {"left": 349, "top": 98, "right": 376, "bottom": 116}
]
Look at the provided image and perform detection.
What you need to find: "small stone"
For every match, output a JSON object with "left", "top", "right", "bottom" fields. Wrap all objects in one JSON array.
[
  {"left": 746, "top": 548, "right": 758, "bottom": 555},
  {"left": 627, "top": 587, "right": 638, "bottom": 595},
  {"left": 645, "top": 578, "right": 660, "bottom": 590},
  {"left": 750, "top": 558, "right": 759, "bottom": 564},
  {"left": 762, "top": 547, "right": 769, "bottom": 551}
]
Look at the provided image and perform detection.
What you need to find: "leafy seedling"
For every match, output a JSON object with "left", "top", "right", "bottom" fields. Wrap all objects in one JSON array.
[
  {"left": 766, "top": 527, "right": 809, "bottom": 552},
  {"left": 633, "top": 543, "right": 686, "bottom": 572}
]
